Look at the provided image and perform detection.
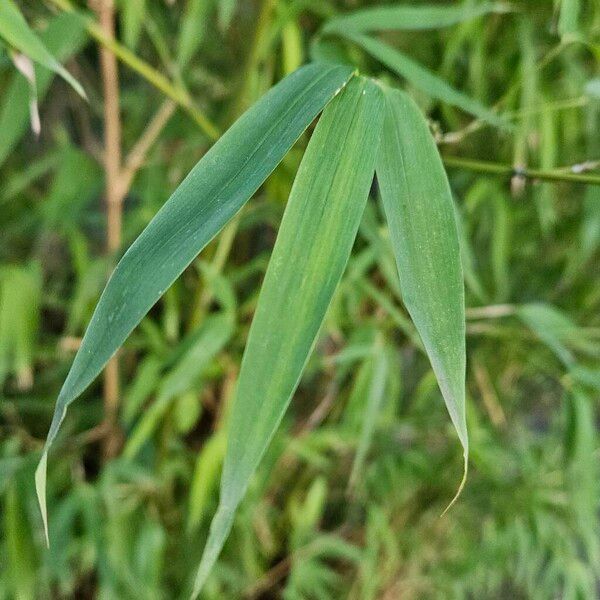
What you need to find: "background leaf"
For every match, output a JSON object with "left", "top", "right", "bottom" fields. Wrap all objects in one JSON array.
[
  {"left": 177, "top": 0, "right": 215, "bottom": 68},
  {"left": 348, "top": 335, "right": 389, "bottom": 492},
  {"left": 124, "top": 312, "right": 233, "bottom": 459},
  {"left": 120, "top": 0, "right": 146, "bottom": 50},
  {"left": 0, "top": 12, "right": 87, "bottom": 166},
  {"left": 0, "top": 0, "right": 86, "bottom": 98},
  {"left": 348, "top": 33, "right": 506, "bottom": 126},
  {"left": 323, "top": 1, "right": 507, "bottom": 35},
  {"left": 558, "top": 0, "right": 581, "bottom": 39}
]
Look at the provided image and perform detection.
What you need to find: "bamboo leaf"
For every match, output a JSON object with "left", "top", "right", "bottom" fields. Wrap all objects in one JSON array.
[
  {"left": 188, "top": 431, "right": 226, "bottom": 530},
  {"left": 5, "top": 483, "right": 36, "bottom": 600},
  {"left": 177, "top": 0, "right": 215, "bottom": 68},
  {"left": 0, "top": 0, "right": 86, "bottom": 98},
  {"left": 348, "top": 336, "right": 389, "bottom": 491},
  {"left": 121, "top": 0, "right": 147, "bottom": 50},
  {"left": 516, "top": 303, "right": 600, "bottom": 367},
  {"left": 558, "top": 0, "right": 580, "bottom": 39},
  {"left": 191, "top": 75, "right": 384, "bottom": 597},
  {"left": 348, "top": 33, "right": 506, "bottom": 126},
  {"left": 124, "top": 313, "right": 233, "bottom": 459},
  {"left": 217, "top": 0, "right": 237, "bottom": 31},
  {"left": 0, "top": 13, "right": 87, "bottom": 167},
  {"left": 323, "top": 2, "right": 507, "bottom": 35},
  {"left": 35, "top": 62, "right": 354, "bottom": 542},
  {"left": 376, "top": 88, "right": 467, "bottom": 499}
]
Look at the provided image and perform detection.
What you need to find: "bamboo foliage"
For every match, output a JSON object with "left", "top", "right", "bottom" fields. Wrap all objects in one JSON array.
[
  {"left": 34, "top": 62, "right": 470, "bottom": 593},
  {"left": 0, "top": 0, "right": 593, "bottom": 595}
]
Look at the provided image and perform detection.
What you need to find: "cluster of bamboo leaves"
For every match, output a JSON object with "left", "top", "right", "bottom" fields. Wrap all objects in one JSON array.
[{"left": 1, "top": 0, "right": 600, "bottom": 597}]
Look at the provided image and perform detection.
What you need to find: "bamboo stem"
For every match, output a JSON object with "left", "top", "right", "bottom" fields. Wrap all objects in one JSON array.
[
  {"left": 443, "top": 156, "right": 600, "bottom": 186},
  {"left": 95, "top": 0, "right": 123, "bottom": 459}
]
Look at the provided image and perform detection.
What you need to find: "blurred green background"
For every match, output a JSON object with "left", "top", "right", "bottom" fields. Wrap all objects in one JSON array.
[{"left": 1, "top": 0, "right": 600, "bottom": 598}]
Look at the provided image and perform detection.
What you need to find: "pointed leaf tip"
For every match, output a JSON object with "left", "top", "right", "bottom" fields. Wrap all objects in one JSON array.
[
  {"left": 34, "top": 452, "right": 49, "bottom": 547},
  {"left": 376, "top": 88, "right": 468, "bottom": 504}
]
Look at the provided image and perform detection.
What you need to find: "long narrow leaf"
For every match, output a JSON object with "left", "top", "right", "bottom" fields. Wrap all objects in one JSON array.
[
  {"left": 348, "top": 337, "right": 389, "bottom": 491},
  {"left": 0, "top": 13, "right": 87, "bottom": 167},
  {"left": 323, "top": 2, "right": 506, "bottom": 35},
  {"left": 558, "top": 0, "right": 580, "bottom": 39},
  {"left": 177, "top": 0, "right": 215, "bottom": 68},
  {"left": 35, "top": 62, "right": 354, "bottom": 542},
  {"left": 376, "top": 88, "right": 468, "bottom": 500},
  {"left": 191, "top": 75, "right": 384, "bottom": 597},
  {"left": 0, "top": 0, "right": 86, "bottom": 98},
  {"left": 348, "top": 33, "right": 506, "bottom": 126},
  {"left": 124, "top": 313, "right": 233, "bottom": 459}
]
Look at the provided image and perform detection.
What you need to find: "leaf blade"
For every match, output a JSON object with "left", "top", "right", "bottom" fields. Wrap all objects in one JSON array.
[
  {"left": 376, "top": 88, "right": 468, "bottom": 486},
  {"left": 349, "top": 33, "right": 506, "bottom": 127},
  {"left": 323, "top": 1, "right": 507, "bottom": 35},
  {"left": 177, "top": 0, "right": 215, "bottom": 68},
  {"left": 192, "top": 75, "right": 384, "bottom": 597},
  {"left": 35, "top": 62, "right": 354, "bottom": 542},
  {"left": 558, "top": 0, "right": 581, "bottom": 39},
  {"left": 0, "top": 12, "right": 87, "bottom": 166},
  {"left": 0, "top": 0, "right": 86, "bottom": 98}
]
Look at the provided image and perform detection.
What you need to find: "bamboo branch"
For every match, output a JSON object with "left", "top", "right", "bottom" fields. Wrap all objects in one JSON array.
[
  {"left": 118, "top": 99, "right": 177, "bottom": 197},
  {"left": 442, "top": 156, "right": 600, "bottom": 186}
]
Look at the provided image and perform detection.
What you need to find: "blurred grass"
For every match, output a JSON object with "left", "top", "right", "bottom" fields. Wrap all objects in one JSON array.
[{"left": 1, "top": 0, "right": 600, "bottom": 598}]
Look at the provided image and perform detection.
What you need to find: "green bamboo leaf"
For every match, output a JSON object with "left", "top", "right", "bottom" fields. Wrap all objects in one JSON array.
[
  {"left": 558, "top": 0, "right": 580, "bottom": 39},
  {"left": 191, "top": 75, "right": 384, "bottom": 598},
  {"left": 121, "top": 0, "right": 147, "bottom": 50},
  {"left": 35, "top": 62, "right": 354, "bottom": 542},
  {"left": 0, "top": 0, "right": 86, "bottom": 98},
  {"left": 217, "top": 0, "right": 237, "bottom": 31},
  {"left": 348, "top": 336, "right": 389, "bottom": 491},
  {"left": 0, "top": 13, "right": 87, "bottom": 167},
  {"left": 0, "top": 263, "right": 42, "bottom": 390},
  {"left": 5, "top": 483, "right": 36, "bottom": 600},
  {"left": 516, "top": 303, "right": 599, "bottom": 367},
  {"left": 376, "top": 88, "right": 467, "bottom": 501},
  {"left": 124, "top": 313, "right": 233, "bottom": 459},
  {"left": 323, "top": 1, "right": 507, "bottom": 35},
  {"left": 188, "top": 431, "right": 226, "bottom": 530},
  {"left": 348, "top": 33, "right": 506, "bottom": 126},
  {"left": 177, "top": 0, "right": 215, "bottom": 68}
]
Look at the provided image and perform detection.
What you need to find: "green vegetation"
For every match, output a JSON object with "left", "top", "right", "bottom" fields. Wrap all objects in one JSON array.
[{"left": 1, "top": 1, "right": 599, "bottom": 598}]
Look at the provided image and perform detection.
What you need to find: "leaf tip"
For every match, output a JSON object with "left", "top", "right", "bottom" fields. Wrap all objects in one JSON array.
[
  {"left": 440, "top": 450, "right": 468, "bottom": 517},
  {"left": 35, "top": 451, "right": 50, "bottom": 547}
]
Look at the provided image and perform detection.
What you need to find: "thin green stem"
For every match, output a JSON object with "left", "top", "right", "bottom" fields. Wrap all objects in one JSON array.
[{"left": 443, "top": 156, "right": 600, "bottom": 186}]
